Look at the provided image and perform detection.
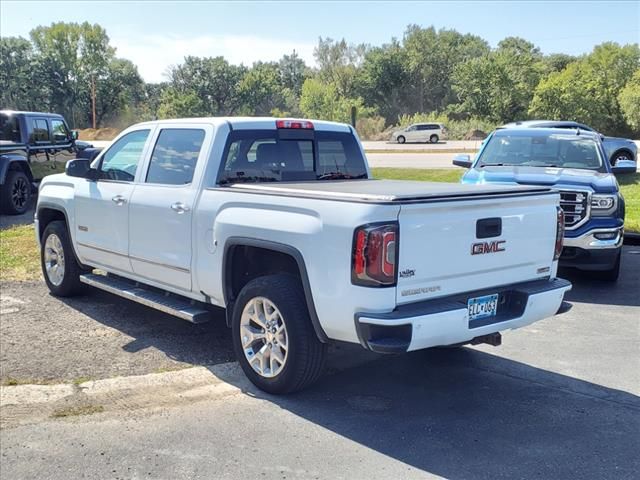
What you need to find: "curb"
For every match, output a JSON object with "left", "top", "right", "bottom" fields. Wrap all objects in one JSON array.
[{"left": 0, "top": 362, "right": 245, "bottom": 408}]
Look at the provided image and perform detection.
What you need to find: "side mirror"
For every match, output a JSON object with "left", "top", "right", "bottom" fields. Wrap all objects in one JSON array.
[
  {"left": 66, "top": 158, "right": 98, "bottom": 180},
  {"left": 71, "top": 130, "right": 79, "bottom": 140},
  {"left": 453, "top": 154, "right": 472, "bottom": 169},
  {"left": 611, "top": 160, "right": 636, "bottom": 175}
]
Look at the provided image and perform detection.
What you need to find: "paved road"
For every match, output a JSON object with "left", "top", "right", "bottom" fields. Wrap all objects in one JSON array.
[
  {"left": 1, "top": 248, "right": 639, "bottom": 479},
  {"left": 362, "top": 140, "right": 482, "bottom": 152},
  {"left": 367, "top": 152, "right": 463, "bottom": 169}
]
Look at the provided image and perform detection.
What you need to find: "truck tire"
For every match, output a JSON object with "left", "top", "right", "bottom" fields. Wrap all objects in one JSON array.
[
  {"left": 41, "top": 220, "right": 85, "bottom": 297},
  {"left": 231, "top": 274, "right": 327, "bottom": 394},
  {"left": 1, "top": 170, "right": 31, "bottom": 215},
  {"left": 594, "top": 251, "right": 621, "bottom": 282}
]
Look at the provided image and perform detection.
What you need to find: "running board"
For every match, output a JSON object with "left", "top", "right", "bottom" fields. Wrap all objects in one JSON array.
[{"left": 80, "top": 273, "right": 210, "bottom": 323}]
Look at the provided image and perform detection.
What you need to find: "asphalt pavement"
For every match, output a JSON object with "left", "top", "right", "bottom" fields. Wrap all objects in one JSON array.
[{"left": 1, "top": 247, "right": 638, "bottom": 479}]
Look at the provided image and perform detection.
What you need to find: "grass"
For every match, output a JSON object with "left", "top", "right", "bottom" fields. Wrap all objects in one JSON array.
[
  {"left": 374, "top": 168, "right": 640, "bottom": 233},
  {"left": 0, "top": 224, "right": 40, "bottom": 281},
  {"left": 30, "top": 161, "right": 66, "bottom": 180},
  {"left": 51, "top": 404, "right": 105, "bottom": 418}
]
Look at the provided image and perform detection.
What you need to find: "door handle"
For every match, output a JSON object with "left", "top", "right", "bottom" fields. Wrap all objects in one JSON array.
[
  {"left": 112, "top": 195, "right": 127, "bottom": 206},
  {"left": 171, "top": 202, "right": 190, "bottom": 214}
]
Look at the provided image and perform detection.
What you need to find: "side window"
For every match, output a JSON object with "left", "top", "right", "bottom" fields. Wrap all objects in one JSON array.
[
  {"left": 416, "top": 125, "right": 427, "bottom": 131},
  {"left": 146, "top": 129, "right": 205, "bottom": 185},
  {"left": 50, "top": 119, "right": 69, "bottom": 144},
  {"left": 31, "top": 119, "right": 49, "bottom": 143},
  {"left": 99, "top": 129, "right": 150, "bottom": 182}
]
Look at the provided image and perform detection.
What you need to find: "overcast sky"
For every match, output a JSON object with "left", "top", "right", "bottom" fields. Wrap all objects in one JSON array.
[{"left": 2, "top": 1, "right": 638, "bottom": 83}]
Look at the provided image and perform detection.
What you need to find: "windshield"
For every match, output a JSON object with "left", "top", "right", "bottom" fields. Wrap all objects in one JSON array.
[
  {"left": 478, "top": 133, "right": 604, "bottom": 171},
  {"left": 0, "top": 114, "right": 21, "bottom": 142},
  {"left": 218, "top": 130, "right": 368, "bottom": 184}
]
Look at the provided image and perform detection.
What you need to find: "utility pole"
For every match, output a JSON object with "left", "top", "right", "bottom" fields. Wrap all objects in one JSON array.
[{"left": 91, "top": 74, "right": 96, "bottom": 129}]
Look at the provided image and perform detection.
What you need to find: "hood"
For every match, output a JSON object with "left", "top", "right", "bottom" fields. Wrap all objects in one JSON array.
[{"left": 462, "top": 166, "right": 618, "bottom": 193}]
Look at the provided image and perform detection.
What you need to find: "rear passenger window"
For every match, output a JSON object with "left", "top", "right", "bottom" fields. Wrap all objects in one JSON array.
[
  {"left": 31, "top": 119, "right": 49, "bottom": 143},
  {"left": 146, "top": 129, "right": 205, "bottom": 185}
]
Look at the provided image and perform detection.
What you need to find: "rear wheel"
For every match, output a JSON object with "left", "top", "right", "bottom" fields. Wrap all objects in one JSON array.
[
  {"left": 610, "top": 151, "right": 632, "bottom": 165},
  {"left": 232, "top": 274, "right": 327, "bottom": 394},
  {"left": 1, "top": 170, "right": 31, "bottom": 215},
  {"left": 397, "top": 135, "right": 406, "bottom": 144},
  {"left": 41, "top": 221, "right": 85, "bottom": 296},
  {"left": 429, "top": 134, "right": 439, "bottom": 144}
]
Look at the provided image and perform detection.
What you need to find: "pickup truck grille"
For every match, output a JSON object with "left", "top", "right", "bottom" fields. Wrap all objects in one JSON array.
[{"left": 560, "top": 190, "right": 589, "bottom": 229}]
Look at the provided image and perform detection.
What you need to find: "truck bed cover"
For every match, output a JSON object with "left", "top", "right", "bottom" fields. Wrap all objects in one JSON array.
[{"left": 225, "top": 179, "right": 554, "bottom": 204}]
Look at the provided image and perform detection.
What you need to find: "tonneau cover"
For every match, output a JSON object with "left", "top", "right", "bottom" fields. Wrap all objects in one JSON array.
[{"left": 226, "top": 179, "right": 553, "bottom": 204}]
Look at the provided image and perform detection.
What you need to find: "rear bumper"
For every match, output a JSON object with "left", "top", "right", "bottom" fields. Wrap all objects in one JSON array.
[
  {"left": 561, "top": 227, "right": 622, "bottom": 271},
  {"left": 355, "top": 278, "right": 571, "bottom": 354}
]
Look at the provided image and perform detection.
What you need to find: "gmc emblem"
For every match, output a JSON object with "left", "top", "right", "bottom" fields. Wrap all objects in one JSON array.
[{"left": 471, "top": 240, "right": 506, "bottom": 255}]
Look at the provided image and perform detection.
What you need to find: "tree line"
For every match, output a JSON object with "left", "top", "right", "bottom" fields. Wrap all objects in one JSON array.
[{"left": 1, "top": 22, "right": 639, "bottom": 138}]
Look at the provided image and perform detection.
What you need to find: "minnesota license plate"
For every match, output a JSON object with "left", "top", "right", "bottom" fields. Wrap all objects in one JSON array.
[{"left": 468, "top": 294, "right": 499, "bottom": 321}]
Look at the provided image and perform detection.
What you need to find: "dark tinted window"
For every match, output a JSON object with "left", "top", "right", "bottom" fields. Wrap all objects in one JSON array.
[
  {"left": 417, "top": 124, "right": 438, "bottom": 130},
  {"left": 146, "top": 129, "right": 205, "bottom": 185},
  {"left": 218, "top": 130, "right": 367, "bottom": 184},
  {"left": 51, "top": 119, "right": 69, "bottom": 144},
  {"left": 31, "top": 119, "right": 49, "bottom": 143},
  {"left": 0, "top": 114, "right": 20, "bottom": 142}
]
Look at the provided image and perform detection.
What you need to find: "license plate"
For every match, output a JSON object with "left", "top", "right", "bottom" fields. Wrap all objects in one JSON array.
[{"left": 468, "top": 294, "right": 499, "bottom": 321}]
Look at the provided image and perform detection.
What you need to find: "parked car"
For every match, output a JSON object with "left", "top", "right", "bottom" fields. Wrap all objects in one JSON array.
[
  {"left": 391, "top": 123, "right": 446, "bottom": 144},
  {"left": 500, "top": 120, "right": 637, "bottom": 165},
  {"left": 454, "top": 127, "right": 634, "bottom": 281},
  {"left": 36, "top": 117, "right": 571, "bottom": 393},
  {"left": 0, "top": 110, "right": 102, "bottom": 214}
]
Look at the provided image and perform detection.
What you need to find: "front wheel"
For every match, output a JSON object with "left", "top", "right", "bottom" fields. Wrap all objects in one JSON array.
[
  {"left": 610, "top": 151, "right": 632, "bottom": 166},
  {"left": 41, "top": 221, "right": 85, "bottom": 297},
  {"left": 232, "top": 274, "right": 327, "bottom": 394},
  {"left": 397, "top": 135, "right": 406, "bottom": 144},
  {"left": 1, "top": 170, "right": 31, "bottom": 215}
]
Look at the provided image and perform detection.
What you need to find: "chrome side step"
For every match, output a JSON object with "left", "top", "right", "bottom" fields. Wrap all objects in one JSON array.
[{"left": 80, "top": 273, "right": 210, "bottom": 324}]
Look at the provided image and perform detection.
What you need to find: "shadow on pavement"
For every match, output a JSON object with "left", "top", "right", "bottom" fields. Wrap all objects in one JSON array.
[
  {"left": 0, "top": 199, "right": 36, "bottom": 229},
  {"left": 214, "top": 347, "right": 640, "bottom": 480},
  {"left": 561, "top": 245, "right": 640, "bottom": 307}
]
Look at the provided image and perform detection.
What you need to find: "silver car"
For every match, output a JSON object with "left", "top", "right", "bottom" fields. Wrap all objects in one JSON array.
[
  {"left": 391, "top": 123, "right": 446, "bottom": 144},
  {"left": 500, "top": 120, "right": 637, "bottom": 165}
]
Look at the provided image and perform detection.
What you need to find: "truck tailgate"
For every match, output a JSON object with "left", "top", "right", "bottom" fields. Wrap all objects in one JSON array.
[{"left": 396, "top": 192, "right": 559, "bottom": 305}]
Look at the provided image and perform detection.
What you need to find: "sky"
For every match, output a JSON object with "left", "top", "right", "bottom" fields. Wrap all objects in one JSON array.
[{"left": 1, "top": 0, "right": 639, "bottom": 83}]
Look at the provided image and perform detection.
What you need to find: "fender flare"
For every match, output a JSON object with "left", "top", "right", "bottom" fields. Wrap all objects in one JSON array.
[
  {"left": 222, "top": 237, "right": 329, "bottom": 343},
  {"left": 36, "top": 202, "right": 86, "bottom": 268},
  {"left": 0, "top": 156, "right": 33, "bottom": 185}
]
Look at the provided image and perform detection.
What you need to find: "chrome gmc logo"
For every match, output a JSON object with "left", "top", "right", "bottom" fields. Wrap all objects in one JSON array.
[{"left": 471, "top": 240, "right": 506, "bottom": 255}]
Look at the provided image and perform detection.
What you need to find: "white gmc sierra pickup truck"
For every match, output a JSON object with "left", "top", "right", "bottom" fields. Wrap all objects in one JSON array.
[{"left": 36, "top": 117, "right": 571, "bottom": 393}]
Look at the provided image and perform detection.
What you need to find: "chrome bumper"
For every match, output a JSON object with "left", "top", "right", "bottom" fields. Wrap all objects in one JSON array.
[{"left": 563, "top": 228, "right": 623, "bottom": 250}]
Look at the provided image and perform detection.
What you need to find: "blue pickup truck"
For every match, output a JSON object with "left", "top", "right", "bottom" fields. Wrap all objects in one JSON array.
[{"left": 454, "top": 127, "right": 635, "bottom": 281}]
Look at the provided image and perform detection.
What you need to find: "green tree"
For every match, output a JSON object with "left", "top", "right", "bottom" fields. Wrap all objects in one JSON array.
[
  {"left": 238, "top": 62, "right": 284, "bottom": 115},
  {"left": 278, "top": 50, "right": 308, "bottom": 96},
  {"left": 314, "top": 37, "right": 368, "bottom": 98},
  {"left": 299, "top": 78, "right": 373, "bottom": 123},
  {"left": 618, "top": 69, "right": 640, "bottom": 132},
  {"left": 0, "top": 37, "right": 44, "bottom": 111},
  {"left": 29, "top": 22, "right": 115, "bottom": 127},
  {"left": 543, "top": 53, "right": 578, "bottom": 73},
  {"left": 530, "top": 43, "right": 640, "bottom": 134},
  {"left": 92, "top": 58, "right": 145, "bottom": 126}
]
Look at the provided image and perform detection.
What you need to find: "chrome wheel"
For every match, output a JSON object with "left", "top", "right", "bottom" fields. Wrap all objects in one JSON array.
[
  {"left": 240, "top": 296, "right": 289, "bottom": 378},
  {"left": 44, "top": 233, "right": 65, "bottom": 286}
]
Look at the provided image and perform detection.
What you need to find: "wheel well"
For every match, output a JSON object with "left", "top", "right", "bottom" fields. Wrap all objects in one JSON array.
[
  {"left": 37, "top": 208, "right": 67, "bottom": 240},
  {"left": 6, "top": 161, "right": 34, "bottom": 183},
  {"left": 226, "top": 245, "right": 301, "bottom": 304},
  {"left": 612, "top": 149, "right": 634, "bottom": 161}
]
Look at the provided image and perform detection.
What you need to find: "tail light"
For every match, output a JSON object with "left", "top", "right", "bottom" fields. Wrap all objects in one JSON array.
[
  {"left": 554, "top": 206, "right": 565, "bottom": 261},
  {"left": 276, "top": 119, "right": 314, "bottom": 129},
  {"left": 352, "top": 223, "right": 398, "bottom": 286}
]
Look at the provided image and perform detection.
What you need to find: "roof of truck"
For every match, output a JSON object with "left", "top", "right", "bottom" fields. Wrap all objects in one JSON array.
[
  {"left": 134, "top": 117, "right": 352, "bottom": 132},
  {"left": 0, "top": 110, "right": 64, "bottom": 118},
  {"left": 492, "top": 126, "right": 601, "bottom": 140}
]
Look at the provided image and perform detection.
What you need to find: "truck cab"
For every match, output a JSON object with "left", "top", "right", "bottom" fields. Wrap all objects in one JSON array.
[
  {"left": 0, "top": 110, "right": 100, "bottom": 214},
  {"left": 456, "top": 127, "right": 630, "bottom": 281}
]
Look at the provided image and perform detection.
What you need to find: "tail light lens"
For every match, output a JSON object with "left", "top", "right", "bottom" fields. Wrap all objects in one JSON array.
[
  {"left": 352, "top": 223, "right": 398, "bottom": 286},
  {"left": 276, "top": 119, "right": 314, "bottom": 129},
  {"left": 554, "top": 206, "right": 565, "bottom": 261}
]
